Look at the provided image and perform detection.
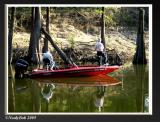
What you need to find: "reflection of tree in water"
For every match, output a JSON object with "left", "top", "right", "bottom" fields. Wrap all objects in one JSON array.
[
  {"left": 30, "top": 81, "right": 41, "bottom": 112},
  {"left": 8, "top": 65, "right": 15, "bottom": 112},
  {"left": 133, "top": 64, "right": 149, "bottom": 112},
  {"left": 9, "top": 65, "right": 31, "bottom": 112},
  {"left": 94, "top": 86, "right": 106, "bottom": 112}
]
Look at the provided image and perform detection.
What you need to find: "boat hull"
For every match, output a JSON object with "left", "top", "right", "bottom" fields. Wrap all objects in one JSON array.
[{"left": 30, "top": 66, "right": 119, "bottom": 78}]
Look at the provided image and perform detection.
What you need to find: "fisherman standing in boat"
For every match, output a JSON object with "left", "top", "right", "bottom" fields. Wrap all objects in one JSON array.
[
  {"left": 43, "top": 51, "right": 55, "bottom": 70},
  {"left": 95, "top": 38, "right": 107, "bottom": 66}
]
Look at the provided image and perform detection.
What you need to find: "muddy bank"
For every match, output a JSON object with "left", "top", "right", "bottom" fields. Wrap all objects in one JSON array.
[
  {"left": 12, "top": 45, "right": 130, "bottom": 66},
  {"left": 11, "top": 25, "right": 149, "bottom": 65}
]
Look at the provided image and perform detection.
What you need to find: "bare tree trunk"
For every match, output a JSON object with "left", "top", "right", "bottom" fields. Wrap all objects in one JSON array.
[
  {"left": 43, "top": 7, "right": 49, "bottom": 53},
  {"left": 41, "top": 28, "right": 75, "bottom": 66},
  {"left": 133, "top": 8, "right": 147, "bottom": 64},
  {"left": 8, "top": 7, "right": 15, "bottom": 64},
  {"left": 100, "top": 7, "right": 108, "bottom": 64},
  {"left": 101, "top": 7, "right": 106, "bottom": 49},
  {"left": 28, "top": 8, "right": 35, "bottom": 63},
  {"left": 28, "top": 7, "right": 41, "bottom": 64},
  {"left": 34, "top": 7, "right": 41, "bottom": 63}
]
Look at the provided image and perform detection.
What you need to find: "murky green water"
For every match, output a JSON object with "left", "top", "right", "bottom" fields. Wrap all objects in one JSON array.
[{"left": 8, "top": 64, "right": 149, "bottom": 113}]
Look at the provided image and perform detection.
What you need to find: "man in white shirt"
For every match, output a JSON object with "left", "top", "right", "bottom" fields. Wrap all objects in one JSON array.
[
  {"left": 43, "top": 51, "right": 55, "bottom": 70},
  {"left": 95, "top": 39, "right": 104, "bottom": 52},
  {"left": 95, "top": 39, "right": 107, "bottom": 66}
]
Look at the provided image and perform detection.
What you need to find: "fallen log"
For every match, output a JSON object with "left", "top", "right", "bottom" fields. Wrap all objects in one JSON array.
[{"left": 41, "top": 27, "right": 77, "bottom": 67}]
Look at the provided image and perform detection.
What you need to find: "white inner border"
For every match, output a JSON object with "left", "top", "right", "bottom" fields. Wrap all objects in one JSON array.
[{"left": 5, "top": 4, "right": 152, "bottom": 115}]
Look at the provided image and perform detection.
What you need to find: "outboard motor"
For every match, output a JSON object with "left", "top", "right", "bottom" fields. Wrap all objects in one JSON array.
[{"left": 15, "top": 59, "right": 29, "bottom": 78}]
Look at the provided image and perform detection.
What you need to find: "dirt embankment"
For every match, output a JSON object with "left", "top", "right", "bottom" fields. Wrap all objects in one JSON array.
[{"left": 12, "top": 22, "right": 149, "bottom": 65}]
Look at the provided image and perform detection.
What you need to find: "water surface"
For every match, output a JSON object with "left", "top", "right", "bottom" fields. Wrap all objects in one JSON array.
[{"left": 8, "top": 64, "right": 149, "bottom": 113}]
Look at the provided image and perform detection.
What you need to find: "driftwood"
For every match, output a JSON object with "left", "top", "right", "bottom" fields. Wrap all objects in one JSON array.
[{"left": 41, "top": 27, "right": 77, "bottom": 67}]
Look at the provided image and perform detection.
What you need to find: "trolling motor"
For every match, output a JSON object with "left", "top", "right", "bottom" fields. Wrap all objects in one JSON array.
[{"left": 15, "top": 59, "right": 29, "bottom": 78}]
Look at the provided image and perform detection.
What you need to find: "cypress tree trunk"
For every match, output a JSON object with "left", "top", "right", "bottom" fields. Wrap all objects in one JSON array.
[
  {"left": 100, "top": 7, "right": 108, "bottom": 64},
  {"left": 28, "top": 7, "right": 41, "bottom": 64},
  {"left": 43, "top": 7, "right": 49, "bottom": 53},
  {"left": 133, "top": 8, "right": 147, "bottom": 64},
  {"left": 101, "top": 7, "right": 106, "bottom": 49},
  {"left": 8, "top": 7, "right": 15, "bottom": 64},
  {"left": 28, "top": 8, "right": 35, "bottom": 63},
  {"left": 34, "top": 7, "right": 41, "bottom": 63}
]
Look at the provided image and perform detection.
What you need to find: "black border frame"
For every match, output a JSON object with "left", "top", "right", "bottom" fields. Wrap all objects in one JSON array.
[{"left": 1, "top": 0, "right": 160, "bottom": 121}]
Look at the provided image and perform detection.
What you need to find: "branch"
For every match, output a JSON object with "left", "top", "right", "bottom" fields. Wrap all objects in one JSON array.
[{"left": 41, "top": 27, "right": 77, "bottom": 67}]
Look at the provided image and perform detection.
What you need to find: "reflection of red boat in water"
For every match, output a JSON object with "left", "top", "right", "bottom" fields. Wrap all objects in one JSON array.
[
  {"left": 33, "top": 75, "right": 121, "bottom": 87},
  {"left": 31, "top": 65, "right": 120, "bottom": 78}
]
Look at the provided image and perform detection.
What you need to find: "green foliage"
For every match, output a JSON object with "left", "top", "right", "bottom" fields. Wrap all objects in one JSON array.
[
  {"left": 104, "top": 7, "right": 117, "bottom": 27},
  {"left": 113, "top": 7, "right": 141, "bottom": 27},
  {"left": 95, "top": 8, "right": 103, "bottom": 14},
  {"left": 10, "top": 7, "right": 149, "bottom": 32},
  {"left": 68, "top": 34, "right": 75, "bottom": 48},
  {"left": 94, "top": 7, "right": 148, "bottom": 29},
  {"left": 105, "top": 15, "right": 116, "bottom": 27}
]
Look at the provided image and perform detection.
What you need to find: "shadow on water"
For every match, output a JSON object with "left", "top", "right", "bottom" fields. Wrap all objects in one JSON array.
[{"left": 8, "top": 64, "right": 149, "bottom": 113}]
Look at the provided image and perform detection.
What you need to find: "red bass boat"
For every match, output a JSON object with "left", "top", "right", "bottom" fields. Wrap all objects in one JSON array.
[{"left": 30, "top": 65, "right": 120, "bottom": 78}]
